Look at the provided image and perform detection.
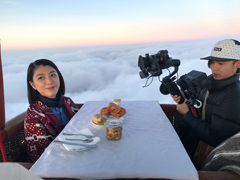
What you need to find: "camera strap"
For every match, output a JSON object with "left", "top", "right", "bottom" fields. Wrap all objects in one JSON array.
[
  {"left": 193, "top": 90, "right": 214, "bottom": 169},
  {"left": 189, "top": 105, "right": 199, "bottom": 118},
  {"left": 201, "top": 90, "right": 209, "bottom": 121}
]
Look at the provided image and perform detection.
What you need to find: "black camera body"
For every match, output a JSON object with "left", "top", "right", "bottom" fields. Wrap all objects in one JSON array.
[
  {"left": 177, "top": 70, "right": 210, "bottom": 106},
  {"left": 138, "top": 50, "right": 210, "bottom": 106}
]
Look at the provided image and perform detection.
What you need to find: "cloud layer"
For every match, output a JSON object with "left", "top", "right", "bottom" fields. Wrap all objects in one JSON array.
[{"left": 2, "top": 36, "right": 239, "bottom": 121}]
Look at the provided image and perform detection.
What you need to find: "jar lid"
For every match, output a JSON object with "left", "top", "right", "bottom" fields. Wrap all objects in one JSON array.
[
  {"left": 114, "top": 99, "right": 121, "bottom": 102},
  {"left": 106, "top": 119, "right": 121, "bottom": 126}
]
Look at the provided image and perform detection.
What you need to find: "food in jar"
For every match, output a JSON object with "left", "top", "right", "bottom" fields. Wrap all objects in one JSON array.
[{"left": 106, "top": 119, "right": 122, "bottom": 140}]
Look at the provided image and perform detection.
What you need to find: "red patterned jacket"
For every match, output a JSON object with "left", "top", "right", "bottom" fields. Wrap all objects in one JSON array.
[{"left": 24, "top": 96, "right": 79, "bottom": 162}]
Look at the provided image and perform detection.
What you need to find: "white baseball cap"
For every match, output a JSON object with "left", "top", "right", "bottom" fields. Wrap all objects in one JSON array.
[{"left": 201, "top": 39, "right": 240, "bottom": 61}]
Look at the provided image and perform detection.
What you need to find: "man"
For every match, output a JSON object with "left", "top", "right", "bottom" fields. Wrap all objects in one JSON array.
[{"left": 172, "top": 39, "right": 240, "bottom": 163}]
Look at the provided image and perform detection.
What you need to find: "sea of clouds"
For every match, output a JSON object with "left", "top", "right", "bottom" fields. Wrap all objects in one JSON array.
[{"left": 2, "top": 36, "right": 239, "bottom": 121}]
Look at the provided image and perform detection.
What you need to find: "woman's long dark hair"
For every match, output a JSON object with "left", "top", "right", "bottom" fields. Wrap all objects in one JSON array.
[{"left": 27, "top": 59, "right": 65, "bottom": 105}]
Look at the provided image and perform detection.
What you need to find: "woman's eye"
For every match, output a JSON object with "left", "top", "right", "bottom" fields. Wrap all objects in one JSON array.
[
  {"left": 38, "top": 76, "right": 43, "bottom": 80},
  {"left": 51, "top": 73, "right": 57, "bottom": 77}
]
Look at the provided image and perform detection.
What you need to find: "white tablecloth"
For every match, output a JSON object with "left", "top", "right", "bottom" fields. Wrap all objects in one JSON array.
[
  {"left": 0, "top": 163, "right": 43, "bottom": 180},
  {"left": 30, "top": 101, "right": 198, "bottom": 180}
]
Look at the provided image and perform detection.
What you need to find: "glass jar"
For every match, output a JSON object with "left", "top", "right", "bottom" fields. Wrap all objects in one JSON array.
[
  {"left": 106, "top": 119, "right": 122, "bottom": 140},
  {"left": 114, "top": 99, "right": 121, "bottom": 107}
]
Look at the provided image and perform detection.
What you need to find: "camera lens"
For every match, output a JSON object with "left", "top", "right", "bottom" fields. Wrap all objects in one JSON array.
[
  {"left": 138, "top": 56, "right": 147, "bottom": 70},
  {"left": 139, "top": 70, "right": 149, "bottom": 79},
  {"left": 159, "top": 84, "right": 169, "bottom": 95}
]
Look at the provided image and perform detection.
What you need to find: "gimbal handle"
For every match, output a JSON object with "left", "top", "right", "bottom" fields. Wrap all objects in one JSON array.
[{"left": 159, "top": 64, "right": 185, "bottom": 104}]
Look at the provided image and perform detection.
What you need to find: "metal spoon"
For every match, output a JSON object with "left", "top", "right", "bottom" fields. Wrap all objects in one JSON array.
[
  {"left": 65, "top": 138, "right": 94, "bottom": 143},
  {"left": 62, "top": 132, "right": 96, "bottom": 139}
]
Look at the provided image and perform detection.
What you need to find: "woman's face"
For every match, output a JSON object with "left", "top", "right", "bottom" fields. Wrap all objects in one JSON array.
[
  {"left": 29, "top": 65, "right": 60, "bottom": 99},
  {"left": 209, "top": 60, "right": 239, "bottom": 80}
]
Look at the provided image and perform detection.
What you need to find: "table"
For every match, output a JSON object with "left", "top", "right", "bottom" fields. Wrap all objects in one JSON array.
[
  {"left": 0, "top": 163, "right": 43, "bottom": 180},
  {"left": 30, "top": 101, "right": 198, "bottom": 180}
]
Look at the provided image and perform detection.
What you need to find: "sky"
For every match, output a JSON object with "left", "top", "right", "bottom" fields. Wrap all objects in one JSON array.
[
  {"left": 0, "top": 0, "right": 240, "bottom": 121},
  {"left": 1, "top": 0, "right": 240, "bottom": 50}
]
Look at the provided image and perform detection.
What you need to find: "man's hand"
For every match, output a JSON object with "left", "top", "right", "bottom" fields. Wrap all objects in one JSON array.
[
  {"left": 171, "top": 94, "right": 182, "bottom": 104},
  {"left": 176, "top": 100, "right": 189, "bottom": 115},
  {"left": 171, "top": 95, "right": 189, "bottom": 115}
]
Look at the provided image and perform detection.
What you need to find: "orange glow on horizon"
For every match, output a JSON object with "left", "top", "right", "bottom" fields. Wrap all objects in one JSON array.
[
  {"left": 2, "top": 26, "right": 240, "bottom": 50},
  {"left": 2, "top": 13, "right": 240, "bottom": 50}
]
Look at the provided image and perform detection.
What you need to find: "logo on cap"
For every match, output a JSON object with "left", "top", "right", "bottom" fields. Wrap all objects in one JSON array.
[{"left": 214, "top": 47, "right": 222, "bottom": 51}]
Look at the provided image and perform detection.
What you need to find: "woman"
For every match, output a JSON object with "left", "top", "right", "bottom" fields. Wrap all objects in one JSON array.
[
  {"left": 24, "top": 59, "right": 79, "bottom": 162},
  {"left": 171, "top": 39, "right": 240, "bottom": 164}
]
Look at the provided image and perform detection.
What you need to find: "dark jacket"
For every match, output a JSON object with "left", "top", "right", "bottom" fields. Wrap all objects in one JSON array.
[
  {"left": 24, "top": 96, "right": 79, "bottom": 162},
  {"left": 183, "top": 74, "right": 240, "bottom": 147}
]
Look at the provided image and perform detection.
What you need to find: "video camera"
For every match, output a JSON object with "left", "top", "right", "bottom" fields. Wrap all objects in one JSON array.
[
  {"left": 138, "top": 50, "right": 210, "bottom": 107},
  {"left": 138, "top": 50, "right": 179, "bottom": 78}
]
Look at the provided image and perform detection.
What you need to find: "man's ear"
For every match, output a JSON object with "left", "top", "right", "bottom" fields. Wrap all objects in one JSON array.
[
  {"left": 237, "top": 60, "right": 240, "bottom": 68},
  {"left": 29, "top": 81, "right": 36, "bottom": 90},
  {"left": 234, "top": 60, "right": 240, "bottom": 68}
]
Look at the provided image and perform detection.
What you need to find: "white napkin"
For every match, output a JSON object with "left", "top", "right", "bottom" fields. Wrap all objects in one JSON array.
[{"left": 58, "top": 128, "right": 100, "bottom": 151}]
